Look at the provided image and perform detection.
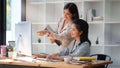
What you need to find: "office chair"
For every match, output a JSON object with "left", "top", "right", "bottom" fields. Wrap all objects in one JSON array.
[{"left": 90, "top": 54, "right": 111, "bottom": 68}]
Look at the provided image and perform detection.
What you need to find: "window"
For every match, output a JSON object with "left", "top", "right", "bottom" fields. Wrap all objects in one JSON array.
[
  {"left": 6, "top": 0, "right": 21, "bottom": 44},
  {"left": 6, "top": 0, "right": 11, "bottom": 31}
]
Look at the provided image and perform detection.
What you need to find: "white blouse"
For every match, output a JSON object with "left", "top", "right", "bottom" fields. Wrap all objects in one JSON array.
[{"left": 49, "top": 18, "right": 73, "bottom": 51}]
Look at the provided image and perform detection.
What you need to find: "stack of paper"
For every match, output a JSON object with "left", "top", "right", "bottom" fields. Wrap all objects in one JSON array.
[{"left": 73, "top": 57, "right": 96, "bottom": 61}]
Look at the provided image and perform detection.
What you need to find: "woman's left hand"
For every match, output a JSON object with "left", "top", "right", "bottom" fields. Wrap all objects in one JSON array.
[
  {"left": 49, "top": 37, "right": 55, "bottom": 43},
  {"left": 46, "top": 54, "right": 59, "bottom": 60}
]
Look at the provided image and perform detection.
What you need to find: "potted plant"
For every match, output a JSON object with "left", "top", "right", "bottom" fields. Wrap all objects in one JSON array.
[
  {"left": 38, "top": 38, "right": 41, "bottom": 43},
  {"left": 7, "top": 45, "right": 14, "bottom": 58}
]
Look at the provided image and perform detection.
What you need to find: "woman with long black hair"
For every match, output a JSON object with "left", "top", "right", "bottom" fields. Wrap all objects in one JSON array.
[
  {"left": 34, "top": 19, "right": 91, "bottom": 60},
  {"left": 34, "top": 3, "right": 80, "bottom": 58},
  {"left": 47, "top": 19, "right": 91, "bottom": 60},
  {"left": 37, "top": 2, "right": 79, "bottom": 50}
]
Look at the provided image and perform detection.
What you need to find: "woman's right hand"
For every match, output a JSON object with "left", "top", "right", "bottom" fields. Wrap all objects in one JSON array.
[
  {"left": 32, "top": 54, "right": 46, "bottom": 58},
  {"left": 37, "top": 30, "right": 49, "bottom": 36}
]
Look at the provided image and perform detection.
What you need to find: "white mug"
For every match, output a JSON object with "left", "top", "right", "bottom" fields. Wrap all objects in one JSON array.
[{"left": 64, "top": 56, "right": 72, "bottom": 63}]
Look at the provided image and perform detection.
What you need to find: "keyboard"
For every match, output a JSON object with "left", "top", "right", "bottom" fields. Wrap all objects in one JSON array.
[
  {"left": 15, "top": 57, "right": 35, "bottom": 62},
  {"left": 36, "top": 58, "right": 62, "bottom": 62}
]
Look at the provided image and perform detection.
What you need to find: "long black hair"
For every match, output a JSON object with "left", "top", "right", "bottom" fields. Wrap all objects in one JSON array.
[
  {"left": 64, "top": 3, "right": 79, "bottom": 20},
  {"left": 73, "top": 19, "right": 91, "bottom": 46}
]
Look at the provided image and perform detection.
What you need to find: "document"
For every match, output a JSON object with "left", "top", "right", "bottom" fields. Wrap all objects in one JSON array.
[
  {"left": 45, "top": 25, "right": 62, "bottom": 46},
  {"left": 45, "top": 25, "right": 55, "bottom": 33}
]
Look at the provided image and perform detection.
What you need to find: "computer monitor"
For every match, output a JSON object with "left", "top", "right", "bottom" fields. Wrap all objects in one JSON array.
[{"left": 13, "top": 22, "right": 32, "bottom": 59}]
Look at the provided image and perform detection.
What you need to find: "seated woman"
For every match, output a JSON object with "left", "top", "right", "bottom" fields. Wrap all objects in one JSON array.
[{"left": 33, "top": 19, "right": 91, "bottom": 60}]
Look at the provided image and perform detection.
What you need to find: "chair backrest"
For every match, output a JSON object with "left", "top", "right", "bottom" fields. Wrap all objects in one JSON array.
[{"left": 90, "top": 54, "right": 111, "bottom": 68}]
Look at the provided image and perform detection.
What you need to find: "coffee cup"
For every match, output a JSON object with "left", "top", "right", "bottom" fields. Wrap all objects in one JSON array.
[{"left": 64, "top": 56, "right": 72, "bottom": 63}]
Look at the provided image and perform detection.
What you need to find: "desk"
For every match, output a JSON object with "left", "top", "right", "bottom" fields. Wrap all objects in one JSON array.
[{"left": 0, "top": 57, "right": 112, "bottom": 68}]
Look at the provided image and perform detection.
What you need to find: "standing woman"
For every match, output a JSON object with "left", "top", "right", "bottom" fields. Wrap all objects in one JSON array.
[{"left": 38, "top": 3, "right": 79, "bottom": 50}]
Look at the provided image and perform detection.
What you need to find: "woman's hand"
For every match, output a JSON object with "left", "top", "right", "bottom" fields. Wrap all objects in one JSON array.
[
  {"left": 32, "top": 54, "right": 46, "bottom": 58},
  {"left": 47, "top": 33, "right": 56, "bottom": 43},
  {"left": 46, "top": 54, "right": 59, "bottom": 60},
  {"left": 37, "top": 30, "right": 49, "bottom": 36},
  {"left": 49, "top": 37, "right": 55, "bottom": 43}
]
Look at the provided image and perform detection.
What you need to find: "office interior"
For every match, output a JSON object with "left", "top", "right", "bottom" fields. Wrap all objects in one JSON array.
[{"left": 0, "top": 0, "right": 120, "bottom": 68}]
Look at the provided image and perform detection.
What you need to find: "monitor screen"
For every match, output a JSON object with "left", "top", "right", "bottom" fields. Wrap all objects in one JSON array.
[{"left": 13, "top": 22, "right": 32, "bottom": 58}]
